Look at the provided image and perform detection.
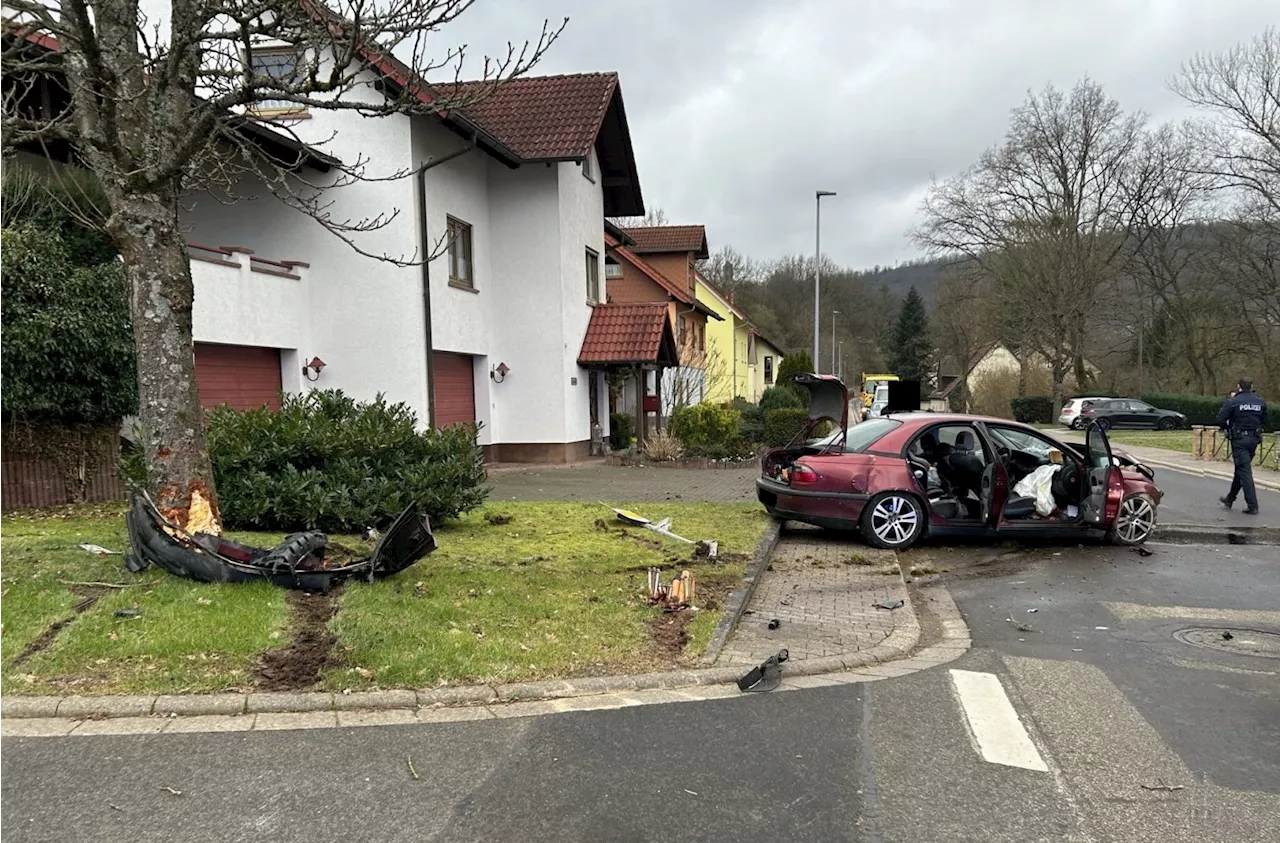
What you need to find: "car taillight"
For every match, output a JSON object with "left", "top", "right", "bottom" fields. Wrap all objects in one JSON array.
[
  {"left": 1064, "top": 408, "right": 1076, "bottom": 415},
  {"left": 1082, "top": 407, "right": 1093, "bottom": 414},
  {"left": 791, "top": 464, "right": 819, "bottom": 485}
]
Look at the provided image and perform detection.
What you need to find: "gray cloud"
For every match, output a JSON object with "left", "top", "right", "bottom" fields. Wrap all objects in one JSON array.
[{"left": 437, "top": 0, "right": 1277, "bottom": 269}]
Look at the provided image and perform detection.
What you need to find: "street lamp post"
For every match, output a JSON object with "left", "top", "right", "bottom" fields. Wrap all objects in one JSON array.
[
  {"left": 831, "top": 310, "right": 840, "bottom": 375},
  {"left": 814, "top": 190, "right": 836, "bottom": 372}
]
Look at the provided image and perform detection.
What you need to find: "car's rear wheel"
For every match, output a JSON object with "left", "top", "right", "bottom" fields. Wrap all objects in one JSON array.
[
  {"left": 861, "top": 492, "right": 925, "bottom": 550},
  {"left": 1108, "top": 493, "right": 1157, "bottom": 545},
  {"left": 1095, "top": 417, "right": 1112, "bottom": 432},
  {"left": 1070, "top": 418, "right": 1082, "bottom": 430},
  {"left": 1157, "top": 417, "right": 1176, "bottom": 431}
]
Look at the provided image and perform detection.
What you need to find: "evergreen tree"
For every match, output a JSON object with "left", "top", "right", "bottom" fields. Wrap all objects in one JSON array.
[
  {"left": 775, "top": 350, "right": 815, "bottom": 406},
  {"left": 886, "top": 287, "right": 933, "bottom": 386}
]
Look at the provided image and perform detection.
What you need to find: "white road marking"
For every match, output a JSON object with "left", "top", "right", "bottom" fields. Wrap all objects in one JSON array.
[{"left": 949, "top": 669, "right": 1048, "bottom": 772}]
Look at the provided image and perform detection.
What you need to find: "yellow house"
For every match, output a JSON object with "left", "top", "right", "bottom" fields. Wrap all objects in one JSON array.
[{"left": 695, "top": 273, "right": 785, "bottom": 403}]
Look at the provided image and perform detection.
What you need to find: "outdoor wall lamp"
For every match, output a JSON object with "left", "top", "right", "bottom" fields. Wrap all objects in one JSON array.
[
  {"left": 302, "top": 356, "right": 327, "bottom": 381},
  {"left": 491, "top": 362, "right": 510, "bottom": 383}
]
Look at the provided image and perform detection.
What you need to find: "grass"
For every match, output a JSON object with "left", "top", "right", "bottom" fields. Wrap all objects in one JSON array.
[
  {"left": 327, "top": 502, "right": 767, "bottom": 690},
  {"left": 1, "top": 501, "right": 768, "bottom": 695},
  {"left": 1102, "top": 430, "right": 1195, "bottom": 454}
]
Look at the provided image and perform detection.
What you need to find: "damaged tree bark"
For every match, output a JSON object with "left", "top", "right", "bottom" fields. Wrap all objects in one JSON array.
[{"left": 109, "top": 190, "right": 220, "bottom": 530}]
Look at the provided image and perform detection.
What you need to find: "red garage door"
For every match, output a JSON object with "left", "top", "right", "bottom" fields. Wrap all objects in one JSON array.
[
  {"left": 432, "top": 352, "right": 475, "bottom": 428},
  {"left": 195, "top": 343, "right": 282, "bottom": 411}
]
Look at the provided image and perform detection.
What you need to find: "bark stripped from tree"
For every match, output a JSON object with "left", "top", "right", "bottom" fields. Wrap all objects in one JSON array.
[{"left": 2, "top": 1, "right": 562, "bottom": 527}]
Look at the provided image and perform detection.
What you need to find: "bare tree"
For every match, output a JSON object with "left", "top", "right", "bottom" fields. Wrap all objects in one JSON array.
[
  {"left": 697, "top": 244, "right": 760, "bottom": 297},
  {"left": 1172, "top": 28, "right": 1280, "bottom": 395},
  {"left": 915, "top": 78, "right": 1145, "bottom": 417},
  {"left": 931, "top": 264, "right": 995, "bottom": 411},
  {"left": 2, "top": 1, "right": 562, "bottom": 528},
  {"left": 611, "top": 206, "right": 668, "bottom": 228}
]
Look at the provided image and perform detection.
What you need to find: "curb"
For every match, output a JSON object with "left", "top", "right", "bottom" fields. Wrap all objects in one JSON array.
[
  {"left": 1156, "top": 523, "right": 1280, "bottom": 546},
  {"left": 0, "top": 525, "right": 931, "bottom": 722},
  {"left": 698, "top": 518, "right": 783, "bottom": 666}
]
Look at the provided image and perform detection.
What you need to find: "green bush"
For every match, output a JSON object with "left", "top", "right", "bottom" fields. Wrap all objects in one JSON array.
[
  {"left": 670, "top": 402, "right": 742, "bottom": 456},
  {"left": 775, "top": 352, "right": 814, "bottom": 406},
  {"left": 760, "top": 385, "right": 803, "bottom": 411},
  {"left": 1010, "top": 396, "right": 1053, "bottom": 424},
  {"left": 204, "top": 390, "right": 489, "bottom": 532},
  {"left": 764, "top": 407, "right": 811, "bottom": 446},
  {"left": 731, "top": 398, "right": 766, "bottom": 443},
  {"left": 608, "top": 412, "right": 633, "bottom": 450}
]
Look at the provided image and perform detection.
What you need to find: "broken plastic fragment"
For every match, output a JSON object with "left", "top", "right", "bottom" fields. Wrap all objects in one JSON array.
[{"left": 873, "top": 597, "right": 905, "bottom": 610}]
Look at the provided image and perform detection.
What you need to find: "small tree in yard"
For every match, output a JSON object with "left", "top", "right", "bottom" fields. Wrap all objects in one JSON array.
[
  {"left": 886, "top": 286, "right": 932, "bottom": 386},
  {"left": 1, "top": 1, "right": 562, "bottom": 530}
]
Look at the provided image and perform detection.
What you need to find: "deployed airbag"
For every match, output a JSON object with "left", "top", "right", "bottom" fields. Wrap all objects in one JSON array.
[{"left": 1012, "top": 464, "right": 1061, "bottom": 517}]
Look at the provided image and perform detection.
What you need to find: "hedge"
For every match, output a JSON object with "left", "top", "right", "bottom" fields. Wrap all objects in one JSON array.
[
  {"left": 1141, "top": 392, "right": 1277, "bottom": 431},
  {"left": 1009, "top": 396, "right": 1054, "bottom": 424},
  {"left": 167, "top": 390, "right": 489, "bottom": 532},
  {"left": 764, "top": 407, "right": 811, "bottom": 446}
]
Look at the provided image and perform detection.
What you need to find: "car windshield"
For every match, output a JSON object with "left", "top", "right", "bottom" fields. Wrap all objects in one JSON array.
[
  {"left": 811, "top": 418, "right": 901, "bottom": 452},
  {"left": 987, "top": 426, "right": 1056, "bottom": 458}
]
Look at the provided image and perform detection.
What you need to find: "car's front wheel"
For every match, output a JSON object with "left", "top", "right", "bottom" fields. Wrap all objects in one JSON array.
[
  {"left": 861, "top": 492, "right": 925, "bottom": 550},
  {"left": 1108, "top": 493, "right": 1157, "bottom": 545}
]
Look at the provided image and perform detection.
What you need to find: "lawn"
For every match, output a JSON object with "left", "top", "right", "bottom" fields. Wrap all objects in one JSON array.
[
  {"left": 1102, "top": 430, "right": 1195, "bottom": 454},
  {"left": 1, "top": 501, "right": 769, "bottom": 695}
]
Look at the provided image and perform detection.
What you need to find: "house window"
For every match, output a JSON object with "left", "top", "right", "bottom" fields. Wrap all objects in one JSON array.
[
  {"left": 764, "top": 356, "right": 774, "bottom": 384},
  {"left": 249, "top": 48, "right": 304, "bottom": 114},
  {"left": 447, "top": 216, "right": 474, "bottom": 289},
  {"left": 748, "top": 333, "right": 758, "bottom": 364},
  {"left": 604, "top": 259, "right": 622, "bottom": 278},
  {"left": 585, "top": 248, "right": 600, "bottom": 303},
  {"left": 582, "top": 152, "right": 595, "bottom": 182}
]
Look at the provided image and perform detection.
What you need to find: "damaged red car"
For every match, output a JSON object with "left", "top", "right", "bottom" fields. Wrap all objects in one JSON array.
[{"left": 757, "top": 375, "right": 1163, "bottom": 549}]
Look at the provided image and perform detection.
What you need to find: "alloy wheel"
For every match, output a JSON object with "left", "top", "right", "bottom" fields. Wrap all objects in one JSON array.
[
  {"left": 1114, "top": 495, "right": 1156, "bottom": 544},
  {"left": 869, "top": 495, "right": 920, "bottom": 547}
]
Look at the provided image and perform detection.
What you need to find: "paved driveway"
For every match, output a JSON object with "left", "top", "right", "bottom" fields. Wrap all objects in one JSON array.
[{"left": 489, "top": 464, "right": 757, "bottom": 504}]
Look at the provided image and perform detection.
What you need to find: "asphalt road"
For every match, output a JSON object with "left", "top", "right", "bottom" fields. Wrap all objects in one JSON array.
[
  {"left": 4, "top": 473, "right": 1278, "bottom": 842},
  {"left": 1145, "top": 465, "right": 1280, "bottom": 529}
]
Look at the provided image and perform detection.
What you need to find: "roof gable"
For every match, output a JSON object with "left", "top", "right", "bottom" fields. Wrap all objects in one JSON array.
[
  {"left": 578, "top": 303, "right": 679, "bottom": 365},
  {"left": 620, "top": 225, "right": 709, "bottom": 260}
]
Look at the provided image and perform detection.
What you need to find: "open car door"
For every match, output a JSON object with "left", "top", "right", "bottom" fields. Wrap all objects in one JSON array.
[{"left": 1081, "top": 421, "right": 1114, "bottom": 525}]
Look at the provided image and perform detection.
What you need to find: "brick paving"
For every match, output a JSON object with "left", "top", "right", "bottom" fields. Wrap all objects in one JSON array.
[
  {"left": 715, "top": 527, "right": 909, "bottom": 666},
  {"left": 489, "top": 463, "right": 757, "bottom": 503}
]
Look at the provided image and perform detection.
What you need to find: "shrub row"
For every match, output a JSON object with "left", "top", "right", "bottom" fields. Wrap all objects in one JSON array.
[{"left": 763, "top": 407, "right": 811, "bottom": 446}]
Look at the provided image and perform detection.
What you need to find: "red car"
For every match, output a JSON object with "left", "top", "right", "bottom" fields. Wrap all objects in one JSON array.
[{"left": 757, "top": 375, "right": 1163, "bottom": 549}]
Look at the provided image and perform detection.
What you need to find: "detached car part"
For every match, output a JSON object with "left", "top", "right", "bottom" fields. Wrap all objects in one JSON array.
[{"left": 123, "top": 488, "right": 436, "bottom": 592}]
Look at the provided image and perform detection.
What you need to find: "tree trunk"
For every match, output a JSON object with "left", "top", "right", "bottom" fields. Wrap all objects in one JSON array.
[
  {"left": 1050, "top": 359, "right": 1067, "bottom": 422},
  {"left": 108, "top": 192, "right": 222, "bottom": 532}
]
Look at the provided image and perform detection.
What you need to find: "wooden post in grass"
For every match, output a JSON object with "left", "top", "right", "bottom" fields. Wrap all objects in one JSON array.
[{"left": 1192, "top": 426, "right": 1205, "bottom": 460}]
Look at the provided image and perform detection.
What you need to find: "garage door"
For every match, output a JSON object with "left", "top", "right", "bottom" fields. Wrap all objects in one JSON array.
[
  {"left": 195, "top": 343, "right": 283, "bottom": 411},
  {"left": 432, "top": 352, "right": 475, "bottom": 428}
]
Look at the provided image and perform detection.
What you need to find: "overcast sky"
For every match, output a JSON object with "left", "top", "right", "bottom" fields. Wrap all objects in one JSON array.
[{"left": 435, "top": 0, "right": 1276, "bottom": 270}]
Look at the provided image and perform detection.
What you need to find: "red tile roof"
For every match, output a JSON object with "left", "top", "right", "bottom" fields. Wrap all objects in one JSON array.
[
  {"left": 620, "top": 225, "right": 709, "bottom": 259},
  {"left": 436, "top": 73, "right": 619, "bottom": 160},
  {"left": 578, "top": 303, "right": 677, "bottom": 365},
  {"left": 604, "top": 233, "right": 695, "bottom": 305}
]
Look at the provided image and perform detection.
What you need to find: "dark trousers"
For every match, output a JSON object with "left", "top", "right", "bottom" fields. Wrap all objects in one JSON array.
[{"left": 1228, "top": 434, "right": 1260, "bottom": 511}]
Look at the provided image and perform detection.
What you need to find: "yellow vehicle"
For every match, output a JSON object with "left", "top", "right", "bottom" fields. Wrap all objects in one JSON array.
[{"left": 859, "top": 373, "right": 899, "bottom": 414}]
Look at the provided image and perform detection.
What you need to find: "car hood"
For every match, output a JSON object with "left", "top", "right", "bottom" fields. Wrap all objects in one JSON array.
[{"left": 791, "top": 373, "right": 849, "bottom": 429}]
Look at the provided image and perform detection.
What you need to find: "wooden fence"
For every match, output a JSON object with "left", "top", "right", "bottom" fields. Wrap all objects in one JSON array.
[{"left": 1, "top": 447, "right": 127, "bottom": 511}]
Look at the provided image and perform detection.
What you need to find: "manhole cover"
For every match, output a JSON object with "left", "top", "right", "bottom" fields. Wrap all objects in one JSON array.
[{"left": 1173, "top": 627, "right": 1280, "bottom": 659}]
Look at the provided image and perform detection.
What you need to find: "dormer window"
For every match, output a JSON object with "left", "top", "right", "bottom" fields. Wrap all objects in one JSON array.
[{"left": 249, "top": 47, "right": 306, "bottom": 116}]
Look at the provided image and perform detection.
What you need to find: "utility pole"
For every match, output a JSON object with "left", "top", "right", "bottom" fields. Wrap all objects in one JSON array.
[
  {"left": 831, "top": 310, "right": 840, "bottom": 374},
  {"left": 814, "top": 190, "right": 836, "bottom": 372}
]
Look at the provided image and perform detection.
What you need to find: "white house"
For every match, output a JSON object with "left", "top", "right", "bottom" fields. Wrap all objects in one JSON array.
[{"left": 175, "top": 58, "right": 648, "bottom": 463}]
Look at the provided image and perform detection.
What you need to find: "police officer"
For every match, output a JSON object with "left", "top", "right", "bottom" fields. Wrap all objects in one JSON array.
[{"left": 1217, "top": 378, "right": 1268, "bottom": 515}]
